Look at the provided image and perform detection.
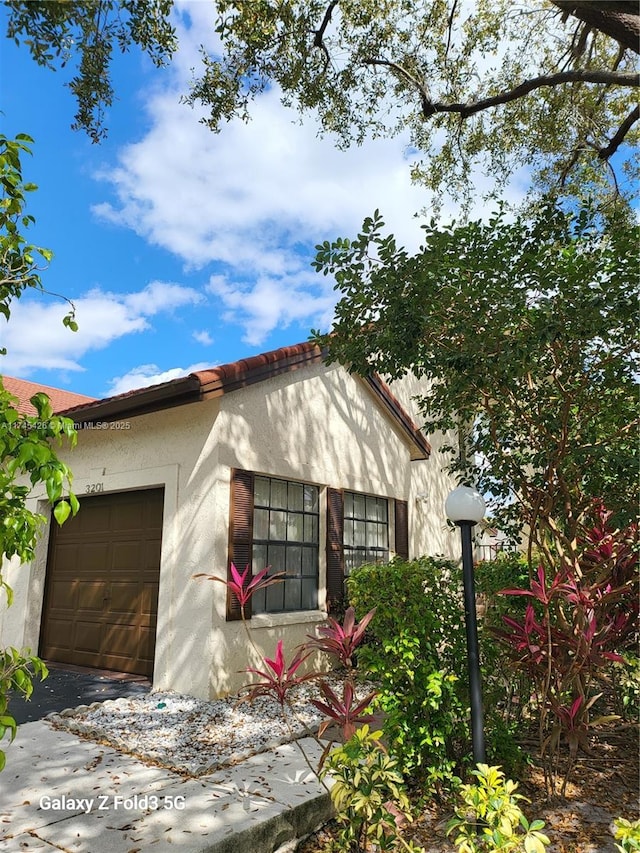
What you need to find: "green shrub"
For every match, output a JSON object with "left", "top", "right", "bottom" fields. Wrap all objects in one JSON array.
[
  {"left": 348, "top": 556, "right": 531, "bottom": 785},
  {"left": 474, "top": 553, "right": 536, "bottom": 762},
  {"left": 474, "top": 552, "right": 531, "bottom": 630},
  {"left": 611, "top": 655, "right": 640, "bottom": 722},
  {"left": 446, "top": 764, "right": 550, "bottom": 853},
  {"left": 347, "top": 557, "right": 469, "bottom": 789},
  {"left": 612, "top": 817, "right": 640, "bottom": 852},
  {"left": 320, "top": 725, "right": 421, "bottom": 852}
]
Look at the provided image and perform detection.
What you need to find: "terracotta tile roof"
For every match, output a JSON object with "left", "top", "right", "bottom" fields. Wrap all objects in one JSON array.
[
  {"left": 52, "top": 340, "right": 431, "bottom": 459},
  {"left": 1, "top": 375, "right": 96, "bottom": 416},
  {"left": 195, "top": 342, "right": 325, "bottom": 395}
]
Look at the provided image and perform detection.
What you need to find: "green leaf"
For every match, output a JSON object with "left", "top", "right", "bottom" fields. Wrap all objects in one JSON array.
[{"left": 53, "top": 500, "right": 71, "bottom": 526}]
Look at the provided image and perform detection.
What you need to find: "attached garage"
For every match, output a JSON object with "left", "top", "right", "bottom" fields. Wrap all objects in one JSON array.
[{"left": 39, "top": 488, "right": 164, "bottom": 677}]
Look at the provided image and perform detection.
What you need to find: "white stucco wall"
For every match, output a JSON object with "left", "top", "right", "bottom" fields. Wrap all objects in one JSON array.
[
  {"left": 384, "top": 372, "right": 459, "bottom": 557},
  {"left": 0, "top": 361, "right": 460, "bottom": 699}
]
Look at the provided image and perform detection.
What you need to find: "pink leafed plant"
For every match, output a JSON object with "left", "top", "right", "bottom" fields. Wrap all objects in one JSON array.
[
  {"left": 302, "top": 606, "right": 377, "bottom": 668},
  {"left": 241, "top": 639, "right": 315, "bottom": 706},
  {"left": 193, "top": 563, "right": 284, "bottom": 613},
  {"left": 311, "top": 679, "right": 379, "bottom": 741}
]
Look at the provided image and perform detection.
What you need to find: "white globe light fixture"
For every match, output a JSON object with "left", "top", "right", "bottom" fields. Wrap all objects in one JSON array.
[
  {"left": 445, "top": 485, "right": 486, "bottom": 525},
  {"left": 445, "top": 484, "right": 486, "bottom": 766}
]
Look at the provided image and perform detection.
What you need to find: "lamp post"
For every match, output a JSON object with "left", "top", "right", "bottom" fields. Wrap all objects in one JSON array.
[{"left": 445, "top": 485, "right": 486, "bottom": 766}]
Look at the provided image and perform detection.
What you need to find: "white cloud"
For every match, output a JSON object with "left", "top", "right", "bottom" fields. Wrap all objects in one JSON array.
[
  {"left": 207, "top": 272, "right": 336, "bottom": 347},
  {"left": 105, "top": 361, "right": 213, "bottom": 396},
  {"left": 0, "top": 281, "right": 203, "bottom": 376},
  {"left": 193, "top": 330, "right": 214, "bottom": 345},
  {"left": 90, "top": 4, "right": 530, "bottom": 345},
  {"left": 92, "top": 86, "right": 433, "bottom": 271}
]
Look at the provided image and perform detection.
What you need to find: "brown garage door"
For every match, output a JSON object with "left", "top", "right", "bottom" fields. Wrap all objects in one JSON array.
[{"left": 40, "top": 488, "right": 164, "bottom": 677}]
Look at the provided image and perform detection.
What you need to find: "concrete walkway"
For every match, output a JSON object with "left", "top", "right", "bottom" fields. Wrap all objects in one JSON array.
[{"left": 0, "top": 721, "right": 332, "bottom": 853}]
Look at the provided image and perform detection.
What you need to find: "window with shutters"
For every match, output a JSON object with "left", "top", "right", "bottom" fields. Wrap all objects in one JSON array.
[
  {"left": 228, "top": 471, "right": 408, "bottom": 619},
  {"left": 251, "top": 475, "right": 320, "bottom": 613},
  {"left": 343, "top": 492, "right": 389, "bottom": 575}
]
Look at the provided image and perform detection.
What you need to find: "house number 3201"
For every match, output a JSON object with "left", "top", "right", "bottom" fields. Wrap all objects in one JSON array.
[{"left": 85, "top": 483, "right": 104, "bottom": 494}]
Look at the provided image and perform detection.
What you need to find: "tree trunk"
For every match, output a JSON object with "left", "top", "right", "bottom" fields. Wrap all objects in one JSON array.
[{"left": 551, "top": 1, "right": 640, "bottom": 54}]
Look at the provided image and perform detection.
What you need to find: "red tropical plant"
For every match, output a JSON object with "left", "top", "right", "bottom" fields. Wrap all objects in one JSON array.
[
  {"left": 241, "top": 640, "right": 314, "bottom": 706},
  {"left": 302, "top": 606, "right": 377, "bottom": 668},
  {"left": 311, "top": 679, "right": 378, "bottom": 741},
  {"left": 194, "top": 563, "right": 284, "bottom": 613},
  {"left": 500, "top": 564, "right": 568, "bottom": 606},
  {"left": 493, "top": 502, "right": 638, "bottom": 794}
]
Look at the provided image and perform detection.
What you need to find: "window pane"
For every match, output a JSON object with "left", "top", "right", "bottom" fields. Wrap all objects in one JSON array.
[
  {"left": 285, "top": 578, "right": 301, "bottom": 610},
  {"left": 254, "top": 476, "right": 270, "bottom": 506},
  {"left": 252, "top": 543, "right": 268, "bottom": 573},
  {"left": 354, "top": 520, "right": 366, "bottom": 547},
  {"left": 287, "top": 513, "right": 304, "bottom": 542},
  {"left": 286, "top": 545, "right": 302, "bottom": 576},
  {"left": 344, "top": 519, "right": 355, "bottom": 546},
  {"left": 252, "top": 587, "right": 266, "bottom": 614},
  {"left": 304, "top": 515, "right": 318, "bottom": 543},
  {"left": 378, "top": 500, "right": 388, "bottom": 523},
  {"left": 254, "top": 508, "right": 269, "bottom": 540},
  {"left": 266, "top": 579, "right": 283, "bottom": 611},
  {"left": 301, "top": 579, "right": 317, "bottom": 610},
  {"left": 352, "top": 548, "right": 366, "bottom": 569},
  {"left": 301, "top": 547, "right": 315, "bottom": 575},
  {"left": 344, "top": 492, "right": 353, "bottom": 516},
  {"left": 270, "top": 510, "right": 287, "bottom": 540},
  {"left": 271, "top": 479, "right": 288, "bottom": 509},
  {"left": 304, "top": 485, "right": 318, "bottom": 512},
  {"left": 365, "top": 496, "right": 378, "bottom": 521},
  {"left": 353, "top": 494, "right": 366, "bottom": 518},
  {"left": 268, "top": 544, "right": 286, "bottom": 574},
  {"left": 288, "top": 482, "right": 303, "bottom": 511}
]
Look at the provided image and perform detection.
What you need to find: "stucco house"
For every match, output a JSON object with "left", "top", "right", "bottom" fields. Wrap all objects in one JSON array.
[{"left": 0, "top": 341, "right": 458, "bottom": 699}]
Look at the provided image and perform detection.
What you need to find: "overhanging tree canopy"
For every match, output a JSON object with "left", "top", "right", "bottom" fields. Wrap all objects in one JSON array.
[
  {"left": 311, "top": 202, "right": 638, "bottom": 567},
  {"left": 5, "top": 1, "right": 639, "bottom": 207}
]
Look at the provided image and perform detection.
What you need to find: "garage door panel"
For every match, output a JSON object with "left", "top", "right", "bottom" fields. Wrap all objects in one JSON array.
[
  {"left": 140, "top": 583, "right": 159, "bottom": 617},
  {"left": 40, "top": 488, "right": 164, "bottom": 677},
  {"left": 74, "top": 621, "right": 102, "bottom": 654},
  {"left": 102, "top": 622, "right": 138, "bottom": 651},
  {"left": 79, "top": 503, "right": 113, "bottom": 534},
  {"left": 139, "top": 626, "right": 156, "bottom": 660},
  {"left": 79, "top": 542, "right": 112, "bottom": 572},
  {"left": 76, "top": 580, "right": 107, "bottom": 611},
  {"left": 51, "top": 543, "right": 80, "bottom": 573},
  {"left": 111, "top": 541, "right": 143, "bottom": 570},
  {"left": 48, "top": 579, "right": 76, "bottom": 610},
  {"left": 43, "top": 619, "right": 73, "bottom": 652},
  {"left": 142, "top": 541, "right": 162, "bottom": 569},
  {"left": 109, "top": 582, "right": 141, "bottom": 614}
]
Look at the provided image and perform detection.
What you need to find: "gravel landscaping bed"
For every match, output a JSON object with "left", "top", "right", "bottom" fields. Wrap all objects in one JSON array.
[{"left": 46, "top": 679, "right": 357, "bottom": 777}]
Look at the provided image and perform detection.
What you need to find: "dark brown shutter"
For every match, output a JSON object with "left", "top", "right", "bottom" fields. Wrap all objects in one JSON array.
[
  {"left": 394, "top": 499, "right": 409, "bottom": 560},
  {"left": 326, "top": 487, "right": 344, "bottom": 613},
  {"left": 227, "top": 468, "right": 255, "bottom": 620}
]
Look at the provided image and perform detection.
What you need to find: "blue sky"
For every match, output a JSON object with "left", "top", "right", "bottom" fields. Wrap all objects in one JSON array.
[{"left": 0, "top": 2, "right": 528, "bottom": 400}]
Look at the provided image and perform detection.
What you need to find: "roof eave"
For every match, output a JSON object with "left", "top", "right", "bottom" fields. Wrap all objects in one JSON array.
[
  {"left": 360, "top": 374, "right": 431, "bottom": 461},
  {"left": 58, "top": 375, "right": 202, "bottom": 424}
]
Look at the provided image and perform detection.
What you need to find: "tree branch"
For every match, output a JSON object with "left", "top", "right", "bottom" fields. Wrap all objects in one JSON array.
[
  {"left": 598, "top": 104, "right": 640, "bottom": 159},
  {"left": 312, "top": 0, "right": 339, "bottom": 72},
  {"left": 313, "top": 0, "right": 339, "bottom": 49},
  {"left": 443, "top": 0, "right": 459, "bottom": 66},
  {"left": 362, "top": 57, "right": 431, "bottom": 116},
  {"left": 421, "top": 70, "right": 639, "bottom": 119},
  {"left": 361, "top": 62, "right": 638, "bottom": 122}
]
